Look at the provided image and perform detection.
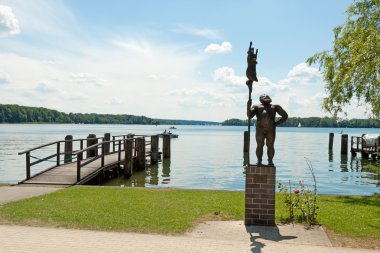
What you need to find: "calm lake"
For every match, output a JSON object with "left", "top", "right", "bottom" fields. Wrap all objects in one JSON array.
[{"left": 0, "top": 124, "right": 379, "bottom": 195}]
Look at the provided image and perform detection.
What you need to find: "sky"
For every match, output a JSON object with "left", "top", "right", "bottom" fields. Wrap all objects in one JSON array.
[{"left": 0, "top": 0, "right": 367, "bottom": 122}]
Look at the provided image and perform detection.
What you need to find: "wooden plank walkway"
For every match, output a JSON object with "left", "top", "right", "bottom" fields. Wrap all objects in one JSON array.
[
  {"left": 18, "top": 133, "right": 168, "bottom": 186},
  {"left": 23, "top": 152, "right": 125, "bottom": 185}
]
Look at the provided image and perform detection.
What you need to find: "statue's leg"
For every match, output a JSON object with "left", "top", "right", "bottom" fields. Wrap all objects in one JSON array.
[
  {"left": 266, "top": 130, "right": 276, "bottom": 165},
  {"left": 255, "top": 130, "right": 264, "bottom": 165}
]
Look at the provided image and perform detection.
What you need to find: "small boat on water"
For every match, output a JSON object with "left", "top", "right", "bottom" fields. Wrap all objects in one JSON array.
[
  {"left": 298, "top": 122, "right": 302, "bottom": 128},
  {"left": 169, "top": 126, "right": 177, "bottom": 129},
  {"left": 159, "top": 131, "right": 179, "bottom": 138}
]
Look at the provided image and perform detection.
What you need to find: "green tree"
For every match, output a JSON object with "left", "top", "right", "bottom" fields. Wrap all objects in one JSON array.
[{"left": 307, "top": 0, "right": 380, "bottom": 119}]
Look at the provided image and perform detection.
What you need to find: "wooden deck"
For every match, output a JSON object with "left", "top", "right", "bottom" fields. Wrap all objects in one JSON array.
[
  {"left": 18, "top": 134, "right": 168, "bottom": 186},
  {"left": 22, "top": 153, "right": 125, "bottom": 185}
]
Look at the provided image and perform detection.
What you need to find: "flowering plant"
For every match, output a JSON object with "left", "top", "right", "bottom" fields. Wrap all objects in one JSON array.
[{"left": 278, "top": 159, "right": 319, "bottom": 227}]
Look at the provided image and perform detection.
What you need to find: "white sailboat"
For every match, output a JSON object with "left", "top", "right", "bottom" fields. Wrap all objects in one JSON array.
[{"left": 298, "top": 122, "right": 302, "bottom": 128}]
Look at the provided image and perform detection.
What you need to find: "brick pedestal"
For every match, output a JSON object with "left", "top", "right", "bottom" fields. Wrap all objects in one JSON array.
[{"left": 245, "top": 165, "right": 276, "bottom": 226}]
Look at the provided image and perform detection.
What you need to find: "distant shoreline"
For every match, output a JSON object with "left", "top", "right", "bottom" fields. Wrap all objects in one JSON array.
[{"left": 1, "top": 104, "right": 379, "bottom": 128}]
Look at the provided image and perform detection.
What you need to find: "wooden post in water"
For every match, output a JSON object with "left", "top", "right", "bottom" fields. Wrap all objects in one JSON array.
[
  {"left": 151, "top": 135, "right": 159, "bottom": 164},
  {"left": 124, "top": 139, "right": 133, "bottom": 178},
  {"left": 341, "top": 134, "right": 348, "bottom": 155},
  {"left": 26, "top": 151, "right": 31, "bottom": 180},
  {"left": 86, "top": 134, "right": 98, "bottom": 158},
  {"left": 244, "top": 131, "right": 249, "bottom": 153},
  {"left": 328, "top": 133, "right": 334, "bottom": 151},
  {"left": 163, "top": 134, "right": 171, "bottom": 158},
  {"left": 103, "top": 133, "right": 111, "bottom": 154},
  {"left": 56, "top": 142, "right": 60, "bottom": 166},
  {"left": 64, "top": 135, "right": 73, "bottom": 163},
  {"left": 135, "top": 137, "right": 146, "bottom": 170}
]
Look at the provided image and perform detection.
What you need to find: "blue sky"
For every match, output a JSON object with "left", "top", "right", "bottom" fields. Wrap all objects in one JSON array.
[{"left": 0, "top": 0, "right": 366, "bottom": 121}]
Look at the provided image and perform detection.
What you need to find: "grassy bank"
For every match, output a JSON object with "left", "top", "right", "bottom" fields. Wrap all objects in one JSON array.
[
  {"left": 363, "top": 164, "right": 380, "bottom": 174},
  {"left": 0, "top": 187, "right": 379, "bottom": 239}
]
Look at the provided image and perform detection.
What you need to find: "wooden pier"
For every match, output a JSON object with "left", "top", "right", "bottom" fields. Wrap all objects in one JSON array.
[
  {"left": 351, "top": 135, "right": 379, "bottom": 159},
  {"left": 18, "top": 133, "right": 170, "bottom": 186}
]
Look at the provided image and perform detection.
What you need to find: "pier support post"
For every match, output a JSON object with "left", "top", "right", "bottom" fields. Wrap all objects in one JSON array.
[
  {"left": 124, "top": 139, "right": 133, "bottom": 178},
  {"left": 328, "top": 133, "right": 334, "bottom": 151},
  {"left": 103, "top": 133, "right": 111, "bottom": 154},
  {"left": 341, "top": 134, "right": 348, "bottom": 155},
  {"left": 245, "top": 165, "right": 276, "bottom": 226},
  {"left": 163, "top": 134, "right": 171, "bottom": 158},
  {"left": 135, "top": 137, "right": 146, "bottom": 170},
  {"left": 64, "top": 135, "right": 73, "bottom": 163},
  {"left": 87, "top": 134, "right": 98, "bottom": 158},
  {"left": 243, "top": 131, "right": 250, "bottom": 153},
  {"left": 151, "top": 135, "right": 159, "bottom": 164}
]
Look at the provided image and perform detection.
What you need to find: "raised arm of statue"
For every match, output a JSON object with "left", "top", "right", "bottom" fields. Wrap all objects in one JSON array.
[
  {"left": 247, "top": 99, "right": 256, "bottom": 119},
  {"left": 274, "top": 105, "right": 288, "bottom": 126}
]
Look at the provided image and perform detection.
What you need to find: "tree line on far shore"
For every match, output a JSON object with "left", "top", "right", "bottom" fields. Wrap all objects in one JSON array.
[
  {"left": 0, "top": 104, "right": 219, "bottom": 125},
  {"left": 221, "top": 117, "right": 380, "bottom": 128},
  {"left": 1, "top": 104, "right": 379, "bottom": 128}
]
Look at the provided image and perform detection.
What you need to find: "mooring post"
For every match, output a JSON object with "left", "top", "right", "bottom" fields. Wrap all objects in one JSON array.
[
  {"left": 56, "top": 142, "right": 60, "bottom": 167},
  {"left": 135, "top": 137, "right": 146, "bottom": 170},
  {"left": 64, "top": 135, "right": 73, "bottom": 163},
  {"left": 86, "top": 134, "right": 98, "bottom": 158},
  {"left": 163, "top": 134, "right": 171, "bottom": 158},
  {"left": 341, "top": 134, "right": 348, "bottom": 155},
  {"left": 328, "top": 133, "right": 334, "bottom": 151},
  {"left": 150, "top": 135, "right": 159, "bottom": 164},
  {"left": 26, "top": 151, "right": 31, "bottom": 180},
  {"left": 76, "top": 153, "right": 82, "bottom": 182},
  {"left": 103, "top": 133, "right": 111, "bottom": 154},
  {"left": 244, "top": 131, "right": 249, "bottom": 153},
  {"left": 245, "top": 165, "right": 276, "bottom": 226},
  {"left": 124, "top": 139, "right": 133, "bottom": 178}
]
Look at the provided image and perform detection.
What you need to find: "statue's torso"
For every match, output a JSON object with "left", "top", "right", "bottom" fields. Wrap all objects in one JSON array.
[{"left": 254, "top": 105, "right": 276, "bottom": 129}]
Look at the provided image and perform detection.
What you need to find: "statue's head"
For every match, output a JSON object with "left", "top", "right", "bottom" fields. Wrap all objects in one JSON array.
[{"left": 259, "top": 94, "right": 272, "bottom": 105}]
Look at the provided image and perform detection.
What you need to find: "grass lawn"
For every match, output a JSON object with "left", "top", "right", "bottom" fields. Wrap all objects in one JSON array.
[
  {"left": 0, "top": 187, "right": 244, "bottom": 234},
  {"left": 0, "top": 186, "right": 379, "bottom": 242}
]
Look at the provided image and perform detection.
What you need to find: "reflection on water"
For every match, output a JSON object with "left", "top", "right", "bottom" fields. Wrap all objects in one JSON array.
[
  {"left": 105, "top": 158, "right": 172, "bottom": 187},
  {"left": 0, "top": 124, "right": 379, "bottom": 195},
  {"left": 162, "top": 159, "right": 171, "bottom": 184}
]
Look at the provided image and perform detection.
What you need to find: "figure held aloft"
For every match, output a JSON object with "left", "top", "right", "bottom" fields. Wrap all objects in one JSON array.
[
  {"left": 246, "top": 41, "right": 258, "bottom": 87},
  {"left": 247, "top": 94, "right": 288, "bottom": 166}
]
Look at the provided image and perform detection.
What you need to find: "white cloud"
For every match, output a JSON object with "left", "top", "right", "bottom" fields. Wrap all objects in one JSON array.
[
  {"left": 0, "top": 71, "right": 10, "bottom": 84},
  {"left": 148, "top": 73, "right": 177, "bottom": 80},
  {"left": 35, "top": 82, "right": 60, "bottom": 93},
  {"left": 110, "top": 97, "right": 124, "bottom": 106},
  {"left": 213, "top": 67, "right": 245, "bottom": 87},
  {"left": 279, "top": 62, "right": 321, "bottom": 86},
  {"left": 69, "top": 73, "right": 108, "bottom": 87},
  {"left": 204, "top": 42, "right": 232, "bottom": 54},
  {"left": 169, "top": 87, "right": 240, "bottom": 109},
  {"left": 0, "top": 5, "right": 20, "bottom": 37},
  {"left": 172, "top": 24, "right": 220, "bottom": 39}
]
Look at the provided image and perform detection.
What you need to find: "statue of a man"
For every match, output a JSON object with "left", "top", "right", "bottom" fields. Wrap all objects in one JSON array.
[{"left": 247, "top": 94, "right": 288, "bottom": 166}]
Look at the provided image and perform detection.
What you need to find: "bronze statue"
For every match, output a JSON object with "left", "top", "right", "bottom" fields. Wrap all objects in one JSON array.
[
  {"left": 247, "top": 94, "right": 288, "bottom": 166},
  {"left": 246, "top": 41, "right": 258, "bottom": 87}
]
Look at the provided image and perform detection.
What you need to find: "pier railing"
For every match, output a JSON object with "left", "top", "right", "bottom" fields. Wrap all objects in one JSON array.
[
  {"left": 18, "top": 133, "right": 165, "bottom": 184},
  {"left": 18, "top": 136, "right": 102, "bottom": 180},
  {"left": 72, "top": 138, "right": 134, "bottom": 182}
]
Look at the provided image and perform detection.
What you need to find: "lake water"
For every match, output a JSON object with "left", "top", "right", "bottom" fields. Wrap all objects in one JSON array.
[{"left": 0, "top": 124, "right": 379, "bottom": 195}]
